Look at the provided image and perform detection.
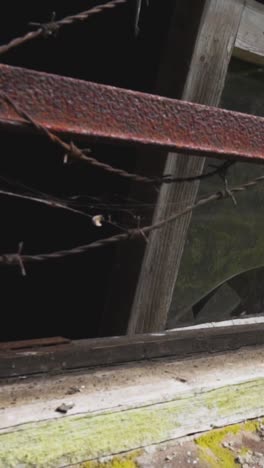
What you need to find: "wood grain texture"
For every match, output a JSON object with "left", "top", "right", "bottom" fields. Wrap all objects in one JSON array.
[
  {"left": 1, "top": 348, "right": 264, "bottom": 467},
  {"left": 128, "top": 0, "right": 246, "bottom": 334},
  {"left": 100, "top": 0, "right": 207, "bottom": 337},
  {"left": 235, "top": 0, "right": 264, "bottom": 65},
  {"left": 2, "top": 345, "right": 263, "bottom": 429},
  {"left": 0, "top": 322, "right": 263, "bottom": 378},
  {"left": 1, "top": 381, "right": 264, "bottom": 467}
]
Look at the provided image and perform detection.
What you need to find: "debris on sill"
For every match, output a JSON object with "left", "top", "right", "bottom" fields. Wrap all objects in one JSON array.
[{"left": 55, "top": 402, "right": 75, "bottom": 414}]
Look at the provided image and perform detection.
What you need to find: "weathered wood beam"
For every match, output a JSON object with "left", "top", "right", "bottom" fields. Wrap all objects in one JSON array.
[
  {"left": 0, "top": 321, "right": 263, "bottom": 378},
  {"left": 128, "top": 0, "right": 246, "bottom": 334},
  {"left": 0, "top": 347, "right": 263, "bottom": 466},
  {"left": 100, "top": 0, "right": 214, "bottom": 337}
]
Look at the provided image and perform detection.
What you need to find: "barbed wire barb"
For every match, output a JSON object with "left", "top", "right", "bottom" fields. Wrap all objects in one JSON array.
[
  {"left": 2, "top": 241, "right": 26, "bottom": 276},
  {"left": 17, "top": 242, "right": 27, "bottom": 276},
  {"left": 0, "top": 170, "right": 264, "bottom": 267},
  {"left": 29, "top": 12, "right": 59, "bottom": 38},
  {"left": 209, "top": 160, "right": 238, "bottom": 206},
  {"left": 0, "top": 0, "right": 128, "bottom": 56},
  {"left": 0, "top": 92, "right": 235, "bottom": 186}
]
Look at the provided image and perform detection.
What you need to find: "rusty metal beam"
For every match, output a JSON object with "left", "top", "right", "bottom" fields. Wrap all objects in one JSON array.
[{"left": 0, "top": 63, "right": 264, "bottom": 163}]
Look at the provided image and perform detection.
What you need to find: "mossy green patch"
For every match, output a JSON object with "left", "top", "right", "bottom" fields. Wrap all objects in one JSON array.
[
  {"left": 204, "top": 381, "right": 264, "bottom": 418},
  {"left": 195, "top": 419, "right": 263, "bottom": 468},
  {"left": 0, "top": 402, "right": 177, "bottom": 467},
  {"left": 0, "top": 381, "right": 263, "bottom": 467}
]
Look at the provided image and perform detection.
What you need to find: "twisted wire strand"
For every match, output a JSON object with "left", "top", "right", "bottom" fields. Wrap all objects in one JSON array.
[
  {"left": 1, "top": 172, "right": 264, "bottom": 266},
  {"left": 1, "top": 92, "right": 233, "bottom": 186},
  {"left": 0, "top": 0, "right": 128, "bottom": 56}
]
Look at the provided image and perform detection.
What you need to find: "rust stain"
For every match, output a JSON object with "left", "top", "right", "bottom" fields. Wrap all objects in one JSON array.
[
  {"left": 0, "top": 64, "right": 264, "bottom": 163},
  {"left": 0, "top": 336, "right": 70, "bottom": 351}
]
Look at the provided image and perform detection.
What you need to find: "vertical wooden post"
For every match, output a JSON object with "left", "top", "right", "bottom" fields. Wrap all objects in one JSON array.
[
  {"left": 101, "top": 0, "right": 208, "bottom": 337},
  {"left": 128, "top": 0, "right": 246, "bottom": 334}
]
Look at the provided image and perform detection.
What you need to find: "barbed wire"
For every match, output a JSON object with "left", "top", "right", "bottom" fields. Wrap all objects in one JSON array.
[
  {"left": 0, "top": 0, "right": 128, "bottom": 56},
  {"left": 0, "top": 184, "right": 130, "bottom": 233},
  {"left": 1, "top": 0, "right": 259, "bottom": 334},
  {"left": 0, "top": 187, "right": 93, "bottom": 219},
  {"left": 0, "top": 92, "right": 234, "bottom": 186},
  {"left": 135, "top": 0, "right": 149, "bottom": 36},
  {"left": 0, "top": 94, "right": 263, "bottom": 271},
  {"left": 1, "top": 170, "right": 264, "bottom": 272}
]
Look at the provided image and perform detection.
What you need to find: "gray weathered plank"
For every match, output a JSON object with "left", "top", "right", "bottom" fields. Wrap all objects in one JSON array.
[
  {"left": 100, "top": 0, "right": 208, "bottom": 336},
  {"left": 128, "top": 0, "right": 246, "bottom": 334},
  {"left": 1, "top": 347, "right": 264, "bottom": 467},
  {"left": 0, "top": 322, "right": 263, "bottom": 378},
  {"left": 234, "top": 0, "right": 264, "bottom": 65}
]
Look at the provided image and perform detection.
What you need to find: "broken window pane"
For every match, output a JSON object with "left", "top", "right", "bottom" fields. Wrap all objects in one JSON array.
[{"left": 168, "top": 58, "right": 264, "bottom": 328}]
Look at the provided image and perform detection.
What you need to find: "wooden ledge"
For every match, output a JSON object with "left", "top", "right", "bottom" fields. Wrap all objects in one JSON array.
[
  {"left": 0, "top": 319, "right": 264, "bottom": 379},
  {"left": 0, "top": 347, "right": 264, "bottom": 466}
]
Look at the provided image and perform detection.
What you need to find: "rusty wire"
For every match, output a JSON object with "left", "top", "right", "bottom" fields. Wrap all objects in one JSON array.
[
  {"left": 0, "top": 3, "right": 258, "bottom": 279},
  {"left": 0, "top": 188, "right": 94, "bottom": 220},
  {"left": 0, "top": 0, "right": 128, "bottom": 56},
  {"left": 1, "top": 170, "right": 264, "bottom": 269},
  {"left": 0, "top": 95, "right": 263, "bottom": 269},
  {"left": 1, "top": 92, "right": 234, "bottom": 186}
]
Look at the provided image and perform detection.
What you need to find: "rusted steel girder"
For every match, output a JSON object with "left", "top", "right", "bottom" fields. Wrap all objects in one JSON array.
[{"left": 0, "top": 63, "right": 264, "bottom": 163}]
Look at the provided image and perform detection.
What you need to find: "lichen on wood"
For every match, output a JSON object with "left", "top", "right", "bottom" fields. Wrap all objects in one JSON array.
[
  {"left": 0, "top": 379, "right": 264, "bottom": 467},
  {"left": 195, "top": 419, "right": 263, "bottom": 468}
]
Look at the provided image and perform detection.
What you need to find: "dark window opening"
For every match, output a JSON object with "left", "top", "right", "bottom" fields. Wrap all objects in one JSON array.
[
  {"left": 0, "top": 1, "right": 175, "bottom": 342},
  {"left": 168, "top": 58, "right": 264, "bottom": 329}
]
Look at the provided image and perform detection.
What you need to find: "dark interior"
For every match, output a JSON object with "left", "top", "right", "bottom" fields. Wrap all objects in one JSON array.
[
  {"left": 1, "top": 2, "right": 263, "bottom": 343},
  {"left": 0, "top": 0, "right": 177, "bottom": 341}
]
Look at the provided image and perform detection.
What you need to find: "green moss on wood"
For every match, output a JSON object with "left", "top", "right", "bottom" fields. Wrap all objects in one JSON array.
[
  {"left": 204, "top": 381, "right": 264, "bottom": 417},
  {"left": 195, "top": 419, "right": 263, "bottom": 468},
  {"left": 0, "top": 379, "right": 263, "bottom": 467},
  {"left": 0, "top": 403, "right": 177, "bottom": 467}
]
